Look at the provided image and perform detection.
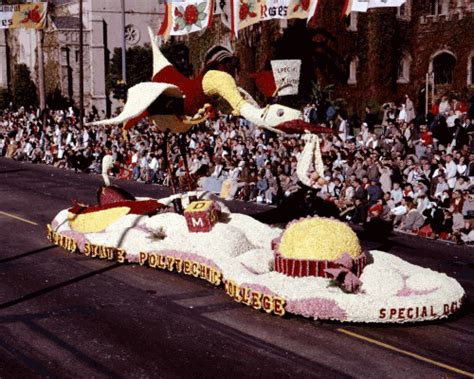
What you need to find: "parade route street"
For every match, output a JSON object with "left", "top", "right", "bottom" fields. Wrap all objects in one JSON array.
[{"left": 0, "top": 158, "right": 473, "bottom": 378}]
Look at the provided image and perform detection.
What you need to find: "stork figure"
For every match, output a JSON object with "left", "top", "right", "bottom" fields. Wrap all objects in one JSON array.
[{"left": 89, "top": 27, "right": 332, "bottom": 211}]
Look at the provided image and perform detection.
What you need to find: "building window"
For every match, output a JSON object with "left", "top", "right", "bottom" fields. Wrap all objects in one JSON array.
[
  {"left": 397, "top": 54, "right": 411, "bottom": 83},
  {"left": 125, "top": 24, "right": 140, "bottom": 45},
  {"left": 60, "top": 48, "right": 68, "bottom": 66},
  {"left": 347, "top": 57, "right": 358, "bottom": 84},
  {"left": 347, "top": 12, "right": 358, "bottom": 31},
  {"left": 432, "top": 52, "right": 456, "bottom": 85},
  {"left": 397, "top": 0, "right": 412, "bottom": 19},
  {"left": 430, "top": 0, "right": 449, "bottom": 15},
  {"left": 468, "top": 53, "right": 474, "bottom": 86}
]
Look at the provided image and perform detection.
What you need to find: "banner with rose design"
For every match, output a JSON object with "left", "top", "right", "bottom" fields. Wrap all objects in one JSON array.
[
  {"left": 218, "top": 0, "right": 319, "bottom": 36},
  {"left": 159, "top": 0, "right": 214, "bottom": 37},
  {"left": 0, "top": 2, "right": 48, "bottom": 29}
]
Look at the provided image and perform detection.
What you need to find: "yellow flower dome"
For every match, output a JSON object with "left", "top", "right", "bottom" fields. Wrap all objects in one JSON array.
[{"left": 278, "top": 218, "right": 361, "bottom": 261}]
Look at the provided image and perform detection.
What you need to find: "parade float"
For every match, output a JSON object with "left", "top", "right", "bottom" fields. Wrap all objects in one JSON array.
[
  {"left": 48, "top": 188, "right": 465, "bottom": 324},
  {"left": 47, "top": 18, "right": 465, "bottom": 323}
]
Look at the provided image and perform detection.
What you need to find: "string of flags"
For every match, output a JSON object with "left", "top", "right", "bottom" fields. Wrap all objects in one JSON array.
[{"left": 158, "top": 0, "right": 406, "bottom": 38}]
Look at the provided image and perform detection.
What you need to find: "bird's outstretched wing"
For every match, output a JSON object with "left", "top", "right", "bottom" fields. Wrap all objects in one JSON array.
[{"left": 88, "top": 82, "right": 183, "bottom": 126}]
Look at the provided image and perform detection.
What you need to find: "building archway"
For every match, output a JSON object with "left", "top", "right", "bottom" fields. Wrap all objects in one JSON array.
[{"left": 429, "top": 50, "right": 456, "bottom": 85}]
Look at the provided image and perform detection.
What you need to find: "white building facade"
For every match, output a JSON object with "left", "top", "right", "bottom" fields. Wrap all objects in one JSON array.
[{"left": 0, "top": 0, "right": 164, "bottom": 114}]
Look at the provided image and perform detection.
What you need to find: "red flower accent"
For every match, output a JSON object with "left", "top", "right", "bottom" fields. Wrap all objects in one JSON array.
[
  {"left": 300, "top": 0, "right": 310, "bottom": 11},
  {"left": 239, "top": 3, "right": 249, "bottom": 20},
  {"left": 174, "top": 23, "right": 179, "bottom": 31},
  {"left": 28, "top": 5, "right": 41, "bottom": 23},
  {"left": 184, "top": 5, "right": 199, "bottom": 25},
  {"left": 174, "top": 7, "right": 183, "bottom": 17}
]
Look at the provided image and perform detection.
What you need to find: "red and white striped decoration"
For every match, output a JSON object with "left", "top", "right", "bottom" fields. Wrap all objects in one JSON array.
[{"left": 273, "top": 237, "right": 368, "bottom": 278}]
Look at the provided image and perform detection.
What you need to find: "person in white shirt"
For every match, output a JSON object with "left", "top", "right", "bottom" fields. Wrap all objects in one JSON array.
[
  {"left": 337, "top": 114, "right": 348, "bottom": 142},
  {"left": 391, "top": 182, "right": 403, "bottom": 205},
  {"left": 101, "top": 146, "right": 115, "bottom": 186},
  {"left": 446, "top": 110, "right": 457, "bottom": 128},
  {"left": 456, "top": 156, "right": 467, "bottom": 176},
  {"left": 82, "top": 128, "right": 90, "bottom": 146},
  {"left": 439, "top": 96, "right": 451, "bottom": 115},
  {"left": 434, "top": 176, "right": 449, "bottom": 199},
  {"left": 148, "top": 154, "right": 160, "bottom": 183},
  {"left": 444, "top": 154, "right": 457, "bottom": 189}
]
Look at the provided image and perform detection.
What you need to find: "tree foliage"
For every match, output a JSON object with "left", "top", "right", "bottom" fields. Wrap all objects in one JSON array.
[
  {"left": 12, "top": 64, "right": 38, "bottom": 108},
  {"left": 161, "top": 41, "right": 193, "bottom": 77},
  {"left": 0, "top": 87, "right": 11, "bottom": 110},
  {"left": 106, "top": 44, "right": 153, "bottom": 100}
]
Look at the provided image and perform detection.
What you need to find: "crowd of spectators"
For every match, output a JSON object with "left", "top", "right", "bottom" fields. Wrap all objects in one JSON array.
[{"left": 1, "top": 94, "right": 474, "bottom": 244}]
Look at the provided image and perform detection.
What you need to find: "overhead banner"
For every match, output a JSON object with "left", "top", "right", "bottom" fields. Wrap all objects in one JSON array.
[
  {"left": 238, "top": 0, "right": 319, "bottom": 31},
  {"left": 159, "top": 0, "right": 214, "bottom": 37},
  {"left": 271, "top": 59, "right": 301, "bottom": 96},
  {"left": 343, "top": 0, "right": 406, "bottom": 16},
  {"left": 368, "top": 0, "right": 406, "bottom": 8},
  {"left": 218, "top": 0, "right": 319, "bottom": 36},
  {"left": 0, "top": 3, "right": 48, "bottom": 29}
]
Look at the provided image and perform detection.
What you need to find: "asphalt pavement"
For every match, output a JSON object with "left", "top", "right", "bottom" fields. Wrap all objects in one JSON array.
[{"left": 0, "top": 158, "right": 473, "bottom": 378}]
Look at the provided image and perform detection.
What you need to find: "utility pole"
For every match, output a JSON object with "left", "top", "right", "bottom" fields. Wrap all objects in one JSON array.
[
  {"left": 121, "top": 0, "right": 127, "bottom": 83},
  {"left": 33, "top": 0, "right": 46, "bottom": 125},
  {"left": 36, "top": 29, "right": 46, "bottom": 123},
  {"left": 79, "top": 0, "right": 84, "bottom": 128}
]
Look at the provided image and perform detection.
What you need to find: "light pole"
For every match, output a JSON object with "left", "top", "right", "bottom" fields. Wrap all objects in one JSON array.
[
  {"left": 121, "top": 0, "right": 127, "bottom": 83},
  {"left": 79, "top": 0, "right": 84, "bottom": 128}
]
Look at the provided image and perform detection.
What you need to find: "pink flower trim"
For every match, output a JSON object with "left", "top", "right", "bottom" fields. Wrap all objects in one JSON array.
[
  {"left": 397, "top": 276, "right": 440, "bottom": 297},
  {"left": 235, "top": 283, "right": 278, "bottom": 297},
  {"left": 285, "top": 297, "right": 348, "bottom": 320},
  {"left": 60, "top": 230, "right": 89, "bottom": 252},
  {"left": 51, "top": 219, "right": 59, "bottom": 230}
]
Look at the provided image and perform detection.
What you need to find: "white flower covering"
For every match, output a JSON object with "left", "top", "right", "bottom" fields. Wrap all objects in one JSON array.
[
  {"left": 52, "top": 209, "right": 70, "bottom": 232},
  {"left": 50, "top": 195, "right": 466, "bottom": 324},
  {"left": 142, "top": 213, "right": 254, "bottom": 258},
  {"left": 406, "top": 272, "right": 441, "bottom": 292},
  {"left": 237, "top": 248, "right": 274, "bottom": 275},
  {"left": 227, "top": 213, "right": 282, "bottom": 247},
  {"left": 360, "top": 265, "right": 405, "bottom": 297}
]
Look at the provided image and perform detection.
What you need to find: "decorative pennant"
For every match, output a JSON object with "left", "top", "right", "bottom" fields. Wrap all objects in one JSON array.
[
  {"left": 0, "top": 2, "right": 48, "bottom": 29},
  {"left": 368, "top": 0, "right": 406, "bottom": 8},
  {"left": 234, "top": 0, "right": 320, "bottom": 35},
  {"left": 344, "top": 0, "right": 406, "bottom": 16},
  {"left": 159, "top": 0, "right": 214, "bottom": 37}
]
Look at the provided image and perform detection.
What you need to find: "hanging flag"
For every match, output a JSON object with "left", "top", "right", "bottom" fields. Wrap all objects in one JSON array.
[
  {"left": 0, "top": 2, "right": 48, "bottom": 29},
  {"left": 218, "top": 0, "right": 239, "bottom": 36},
  {"left": 271, "top": 59, "right": 301, "bottom": 96},
  {"left": 342, "top": 0, "right": 368, "bottom": 16},
  {"left": 349, "top": 0, "right": 369, "bottom": 12},
  {"left": 159, "top": 0, "right": 214, "bottom": 37},
  {"left": 343, "top": 0, "right": 405, "bottom": 16},
  {"left": 368, "top": 0, "right": 406, "bottom": 8},
  {"left": 219, "top": 0, "right": 320, "bottom": 36}
]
